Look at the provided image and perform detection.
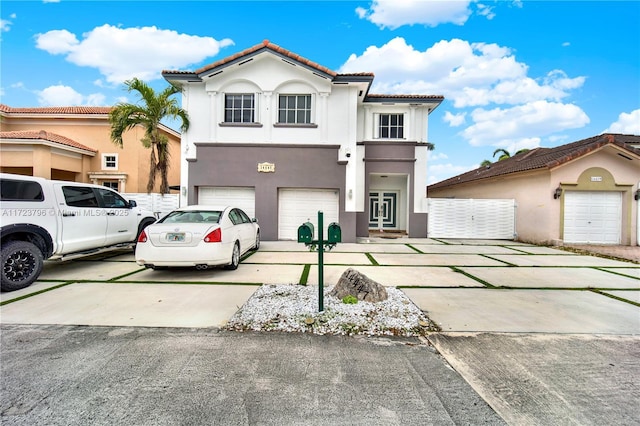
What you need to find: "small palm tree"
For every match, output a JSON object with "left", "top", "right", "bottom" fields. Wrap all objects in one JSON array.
[
  {"left": 492, "top": 148, "right": 511, "bottom": 161},
  {"left": 109, "top": 78, "right": 189, "bottom": 194}
]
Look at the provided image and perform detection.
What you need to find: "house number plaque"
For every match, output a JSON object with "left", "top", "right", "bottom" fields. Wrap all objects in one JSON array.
[{"left": 257, "top": 162, "right": 275, "bottom": 173}]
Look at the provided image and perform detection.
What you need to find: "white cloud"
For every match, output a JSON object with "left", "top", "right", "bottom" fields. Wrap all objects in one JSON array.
[
  {"left": 476, "top": 3, "right": 496, "bottom": 19},
  {"left": 35, "top": 29, "right": 78, "bottom": 54},
  {"left": 340, "top": 38, "right": 585, "bottom": 108},
  {"left": 1, "top": 14, "right": 15, "bottom": 32},
  {"left": 357, "top": 0, "right": 473, "bottom": 29},
  {"left": 35, "top": 25, "right": 234, "bottom": 84},
  {"left": 37, "top": 84, "right": 105, "bottom": 106},
  {"left": 427, "top": 162, "right": 476, "bottom": 184},
  {"left": 443, "top": 111, "right": 466, "bottom": 127},
  {"left": 462, "top": 101, "right": 589, "bottom": 147},
  {"left": 339, "top": 37, "right": 589, "bottom": 151},
  {"left": 604, "top": 109, "right": 640, "bottom": 135},
  {"left": 428, "top": 152, "right": 448, "bottom": 161}
]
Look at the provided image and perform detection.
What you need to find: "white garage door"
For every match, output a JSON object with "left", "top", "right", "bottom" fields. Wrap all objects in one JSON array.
[
  {"left": 278, "top": 189, "right": 339, "bottom": 240},
  {"left": 564, "top": 191, "right": 621, "bottom": 244},
  {"left": 198, "top": 187, "right": 255, "bottom": 218}
]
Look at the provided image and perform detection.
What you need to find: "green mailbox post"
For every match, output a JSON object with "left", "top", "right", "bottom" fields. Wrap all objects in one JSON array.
[
  {"left": 327, "top": 222, "right": 342, "bottom": 244},
  {"left": 297, "top": 222, "right": 314, "bottom": 244},
  {"left": 297, "top": 212, "right": 340, "bottom": 312}
]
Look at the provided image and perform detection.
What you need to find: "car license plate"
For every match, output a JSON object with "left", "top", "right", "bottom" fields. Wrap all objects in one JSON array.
[{"left": 167, "top": 232, "right": 185, "bottom": 242}]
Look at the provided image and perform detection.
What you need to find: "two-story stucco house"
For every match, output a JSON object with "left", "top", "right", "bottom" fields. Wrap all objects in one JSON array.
[
  {"left": 162, "top": 40, "right": 443, "bottom": 242},
  {"left": 0, "top": 104, "right": 181, "bottom": 193}
]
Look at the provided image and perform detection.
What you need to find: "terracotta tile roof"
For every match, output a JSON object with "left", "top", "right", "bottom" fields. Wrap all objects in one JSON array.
[
  {"left": 366, "top": 94, "right": 445, "bottom": 101},
  {"left": 0, "top": 130, "right": 97, "bottom": 153},
  {"left": 162, "top": 42, "right": 444, "bottom": 104},
  {"left": 0, "top": 104, "right": 112, "bottom": 115},
  {"left": 428, "top": 133, "right": 640, "bottom": 190},
  {"left": 193, "top": 39, "right": 337, "bottom": 77},
  {"left": 0, "top": 103, "right": 179, "bottom": 136}
]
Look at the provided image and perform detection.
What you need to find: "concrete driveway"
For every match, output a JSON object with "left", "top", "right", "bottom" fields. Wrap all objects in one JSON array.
[{"left": 1, "top": 238, "right": 639, "bottom": 425}]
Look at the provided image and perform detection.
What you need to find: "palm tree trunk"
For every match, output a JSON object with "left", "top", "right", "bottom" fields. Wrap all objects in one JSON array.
[
  {"left": 147, "top": 144, "right": 158, "bottom": 193},
  {"left": 158, "top": 142, "right": 169, "bottom": 194}
]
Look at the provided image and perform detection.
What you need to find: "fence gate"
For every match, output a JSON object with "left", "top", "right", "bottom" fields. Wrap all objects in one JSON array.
[
  {"left": 122, "top": 193, "right": 179, "bottom": 219},
  {"left": 427, "top": 198, "right": 516, "bottom": 239}
]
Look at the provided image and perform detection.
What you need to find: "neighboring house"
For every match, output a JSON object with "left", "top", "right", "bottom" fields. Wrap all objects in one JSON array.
[
  {"left": 428, "top": 134, "right": 640, "bottom": 246},
  {"left": 162, "top": 40, "right": 443, "bottom": 242},
  {"left": 0, "top": 104, "right": 181, "bottom": 193}
]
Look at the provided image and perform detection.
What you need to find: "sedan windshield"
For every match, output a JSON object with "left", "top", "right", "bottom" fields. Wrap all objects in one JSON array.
[{"left": 160, "top": 210, "right": 222, "bottom": 224}]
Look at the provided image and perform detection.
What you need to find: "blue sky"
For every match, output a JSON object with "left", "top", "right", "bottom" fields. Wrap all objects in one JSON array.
[{"left": 1, "top": 0, "right": 639, "bottom": 185}]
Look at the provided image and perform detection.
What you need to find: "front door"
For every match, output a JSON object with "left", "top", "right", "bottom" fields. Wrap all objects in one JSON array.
[{"left": 368, "top": 191, "right": 398, "bottom": 230}]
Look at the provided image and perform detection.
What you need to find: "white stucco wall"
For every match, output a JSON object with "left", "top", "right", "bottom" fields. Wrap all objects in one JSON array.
[{"left": 175, "top": 51, "right": 436, "bottom": 216}]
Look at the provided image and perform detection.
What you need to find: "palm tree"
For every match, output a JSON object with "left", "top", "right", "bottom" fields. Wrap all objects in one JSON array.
[
  {"left": 109, "top": 78, "right": 189, "bottom": 194},
  {"left": 492, "top": 148, "right": 511, "bottom": 161}
]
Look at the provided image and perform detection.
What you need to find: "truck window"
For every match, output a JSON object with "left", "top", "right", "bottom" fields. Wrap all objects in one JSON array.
[
  {"left": 62, "top": 186, "right": 99, "bottom": 207},
  {"left": 1, "top": 179, "right": 44, "bottom": 201},
  {"left": 96, "top": 188, "right": 128, "bottom": 208}
]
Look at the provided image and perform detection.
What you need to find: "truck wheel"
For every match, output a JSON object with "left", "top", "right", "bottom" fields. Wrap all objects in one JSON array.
[{"left": 1, "top": 241, "right": 44, "bottom": 292}]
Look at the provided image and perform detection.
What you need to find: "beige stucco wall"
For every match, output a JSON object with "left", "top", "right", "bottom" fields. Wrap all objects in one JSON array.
[
  {"left": 1, "top": 117, "right": 180, "bottom": 193},
  {"left": 429, "top": 145, "right": 639, "bottom": 245}
]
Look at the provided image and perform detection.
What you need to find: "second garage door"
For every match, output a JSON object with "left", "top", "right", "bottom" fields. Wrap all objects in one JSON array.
[
  {"left": 198, "top": 187, "right": 255, "bottom": 218},
  {"left": 564, "top": 191, "right": 621, "bottom": 244},
  {"left": 278, "top": 189, "right": 339, "bottom": 240}
]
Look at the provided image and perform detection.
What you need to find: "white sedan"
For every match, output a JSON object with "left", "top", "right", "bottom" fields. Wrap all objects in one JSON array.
[{"left": 135, "top": 205, "right": 259, "bottom": 270}]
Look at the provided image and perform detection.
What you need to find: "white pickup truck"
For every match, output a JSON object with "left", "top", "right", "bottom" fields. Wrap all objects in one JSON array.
[{"left": 1, "top": 173, "right": 157, "bottom": 291}]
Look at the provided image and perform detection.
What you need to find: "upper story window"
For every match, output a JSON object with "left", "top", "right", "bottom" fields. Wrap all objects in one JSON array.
[
  {"left": 378, "top": 113, "right": 404, "bottom": 139},
  {"left": 278, "top": 95, "right": 312, "bottom": 124},
  {"left": 102, "top": 154, "right": 118, "bottom": 170},
  {"left": 225, "top": 94, "right": 255, "bottom": 123}
]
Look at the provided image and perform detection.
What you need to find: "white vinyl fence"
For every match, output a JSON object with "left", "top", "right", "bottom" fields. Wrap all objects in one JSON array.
[
  {"left": 122, "top": 193, "right": 180, "bottom": 219},
  {"left": 427, "top": 198, "right": 516, "bottom": 239}
]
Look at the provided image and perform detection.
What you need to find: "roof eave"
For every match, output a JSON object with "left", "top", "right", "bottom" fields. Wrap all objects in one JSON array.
[{"left": 1, "top": 138, "right": 97, "bottom": 156}]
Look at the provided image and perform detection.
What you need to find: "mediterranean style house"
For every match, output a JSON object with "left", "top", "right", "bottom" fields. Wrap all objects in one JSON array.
[
  {"left": 428, "top": 134, "right": 640, "bottom": 246},
  {"left": 162, "top": 40, "right": 443, "bottom": 242},
  {"left": 0, "top": 104, "right": 181, "bottom": 193}
]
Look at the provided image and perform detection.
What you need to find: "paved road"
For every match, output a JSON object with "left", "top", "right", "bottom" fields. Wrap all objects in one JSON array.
[
  {"left": 1, "top": 239, "right": 639, "bottom": 425},
  {"left": 1, "top": 325, "right": 505, "bottom": 426}
]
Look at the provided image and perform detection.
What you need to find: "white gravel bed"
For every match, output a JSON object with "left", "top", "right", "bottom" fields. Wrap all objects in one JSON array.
[{"left": 226, "top": 284, "right": 437, "bottom": 336}]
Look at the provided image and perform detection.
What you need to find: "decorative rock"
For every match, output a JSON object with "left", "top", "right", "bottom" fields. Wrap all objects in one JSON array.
[{"left": 329, "top": 268, "right": 388, "bottom": 303}]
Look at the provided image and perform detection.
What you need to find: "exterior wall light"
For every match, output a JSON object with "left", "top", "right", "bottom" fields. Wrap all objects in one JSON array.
[
  {"left": 635, "top": 189, "right": 640, "bottom": 201},
  {"left": 553, "top": 187, "right": 562, "bottom": 199}
]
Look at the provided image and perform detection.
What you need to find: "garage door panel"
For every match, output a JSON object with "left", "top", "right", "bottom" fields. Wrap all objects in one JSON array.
[
  {"left": 279, "top": 189, "right": 339, "bottom": 240},
  {"left": 198, "top": 187, "right": 255, "bottom": 218},
  {"left": 564, "top": 191, "right": 621, "bottom": 244}
]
